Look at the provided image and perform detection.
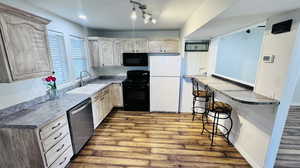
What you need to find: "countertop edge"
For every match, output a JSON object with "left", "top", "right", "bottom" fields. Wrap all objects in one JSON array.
[{"left": 188, "top": 76, "right": 279, "bottom": 105}]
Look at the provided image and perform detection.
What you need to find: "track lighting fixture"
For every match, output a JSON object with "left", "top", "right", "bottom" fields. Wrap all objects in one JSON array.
[{"left": 130, "top": 0, "right": 157, "bottom": 24}]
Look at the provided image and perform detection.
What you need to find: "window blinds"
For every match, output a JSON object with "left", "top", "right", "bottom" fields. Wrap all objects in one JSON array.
[
  {"left": 70, "top": 36, "right": 87, "bottom": 79},
  {"left": 48, "top": 31, "right": 68, "bottom": 84}
]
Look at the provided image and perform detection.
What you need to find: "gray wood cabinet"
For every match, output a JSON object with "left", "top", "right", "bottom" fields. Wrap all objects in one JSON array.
[
  {"left": 111, "top": 83, "right": 123, "bottom": 107},
  {"left": 99, "top": 38, "right": 114, "bottom": 66},
  {"left": 88, "top": 40, "right": 101, "bottom": 68},
  {"left": 134, "top": 38, "right": 148, "bottom": 53},
  {"left": 88, "top": 37, "right": 179, "bottom": 68},
  {"left": 0, "top": 3, "right": 52, "bottom": 83},
  {"left": 0, "top": 115, "right": 73, "bottom": 168},
  {"left": 149, "top": 39, "right": 179, "bottom": 53},
  {"left": 113, "top": 39, "right": 124, "bottom": 65}
]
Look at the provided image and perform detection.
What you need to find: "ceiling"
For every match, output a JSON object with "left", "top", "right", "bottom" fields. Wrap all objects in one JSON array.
[
  {"left": 26, "top": 0, "right": 205, "bottom": 30},
  {"left": 187, "top": 0, "right": 300, "bottom": 40}
]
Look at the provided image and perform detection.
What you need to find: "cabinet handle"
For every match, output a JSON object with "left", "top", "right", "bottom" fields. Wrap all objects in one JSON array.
[
  {"left": 51, "top": 123, "right": 61, "bottom": 130},
  {"left": 59, "top": 157, "right": 67, "bottom": 166},
  {"left": 54, "top": 133, "right": 63, "bottom": 140},
  {"left": 56, "top": 144, "right": 65, "bottom": 152}
]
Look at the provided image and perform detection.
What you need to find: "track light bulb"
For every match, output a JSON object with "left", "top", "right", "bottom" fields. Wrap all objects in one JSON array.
[
  {"left": 131, "top": 8, "right": 137, "bottom": 20},
  {"left": 151, "top": 18, "right": 157, "bottom": 24}
]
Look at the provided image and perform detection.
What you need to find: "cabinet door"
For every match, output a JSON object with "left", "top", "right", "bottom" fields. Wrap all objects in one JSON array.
[
  {"left": 91, "top": 96, "right": 99, "bottom": 129},
  {"left": 98, "top": 96, "right": 105, "bottom": 123},
  {"left": 148, "top": 40, "right": 163, "bottom": 53},
  {"left": 163, "top": 40, "right": 179, "bottom": 53},
  {"left": 112, "top": 83, "right": 123, "bottom": 107},
  {"left": 122, "top": 39, "right": 135, "bottom": 53},
  {"left": 0, "top": 12, "right": 52, "bottom": 81},
  {"left": 113, "top": 39, "right": 123, "bottom": 65},
  {"left": 135, "top": 39, "right": 148, "bottom": 53},
  {"left": 100, "top": 39, "right": 114, "bottom": 66},
  {"left": 88, "top": 40, "right": 101, "bottom": 67}
]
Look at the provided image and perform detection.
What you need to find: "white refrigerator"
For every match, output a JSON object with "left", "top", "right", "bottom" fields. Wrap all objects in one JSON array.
[{"left": 149, "top": 55, "right": 181, "bottom": 112}]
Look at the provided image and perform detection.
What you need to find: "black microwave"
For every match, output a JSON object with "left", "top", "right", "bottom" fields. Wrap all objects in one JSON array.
[{"left": 123, "top": 53, "right": 148, "bottom": 66}]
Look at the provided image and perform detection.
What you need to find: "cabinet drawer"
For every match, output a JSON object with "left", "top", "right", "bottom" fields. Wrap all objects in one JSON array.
[
  {"left": 49, "top": 146, "right": 73, "bottom": 168},
  {"left": 45, "top": 134, "right": 72, "bottom": 166},
  {"left": 42, "top": 124, "right": 70, "bottom": 152},
  {"left": 40, "top": 115, "right": 67, "bottom": 140}
]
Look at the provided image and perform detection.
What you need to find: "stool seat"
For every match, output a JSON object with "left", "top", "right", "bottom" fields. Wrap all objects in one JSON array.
[
  {"left": 193, "top": 90, "right": 210, "bottom": 97},
  {"left": 208, "top": 101, "right": 232, "bottom": 113}
]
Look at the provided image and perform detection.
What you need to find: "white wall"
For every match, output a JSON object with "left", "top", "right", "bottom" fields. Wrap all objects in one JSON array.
[
  {"left": 215, "top": 27, "right": 264, "bottom": 85},
  {"left": 181, "top": 0, "right": 237, "bottom": 37},
  {"left": 0, "top": 0, "right": 87, "bottom": 110},
  {"left": 255, "top": 10, "right": 300, "bottom": 100}
]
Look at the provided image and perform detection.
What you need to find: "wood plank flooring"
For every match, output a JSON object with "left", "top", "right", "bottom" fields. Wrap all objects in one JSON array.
[{"left": 70, "top": 110, "right": 250, "bottom": 168}]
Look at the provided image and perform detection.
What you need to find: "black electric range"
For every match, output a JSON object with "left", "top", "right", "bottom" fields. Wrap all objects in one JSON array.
[{"left": 122, "top": 70, "right": 150, "bottom": 111}]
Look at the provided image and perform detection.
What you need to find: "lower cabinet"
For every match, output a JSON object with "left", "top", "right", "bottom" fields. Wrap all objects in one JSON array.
[
  {"left": 91, "top": 84, "right": 123, "bottom": 129},
  {"left": 111, "top": 83, "right": 124, "bottom": 107},
  {"left": 0, "top": 114, "right": 73, "bottom": 168}
]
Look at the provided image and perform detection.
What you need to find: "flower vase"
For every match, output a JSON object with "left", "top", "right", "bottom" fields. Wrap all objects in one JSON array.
[{"left": 48, "top": 88, "right": 57, "bottom": 100}]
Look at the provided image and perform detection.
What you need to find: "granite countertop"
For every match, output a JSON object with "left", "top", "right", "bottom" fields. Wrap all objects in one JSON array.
[
  {"left": 0, "top": 77, "right": 125, "bottom": 129},
  {"left": 186, "top": 75, "right": 279, "bottom": 105}
]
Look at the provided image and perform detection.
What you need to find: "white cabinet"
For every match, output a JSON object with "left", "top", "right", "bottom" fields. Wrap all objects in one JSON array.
[
  {"left": 134, "top": 39, "right": 148, "bottom": 53},
  {"left": 0, "top": 4, "right": 52, "bottom": 83},
  {"left": 88, "top": 40, "right": 101, "bottom": 67},
  {"left": 122, "top": 39, "right": 135, "bottom": 53},
  {"left": 88, "top": 37, "right": 179, "bottom": 68},
  {"left": 91, "top": 85, "right": 115, "bottom": 129},
  {"left": 149, "top": 39, "right": 179, "bottom": 53},
  {"left": 113, "top": 39, "right": 124, "bottom": 65},
  {"left": 111, "top": 83, "right": 123, "bottom": 107},
  {"left": 92, "top": 92, "right": 103, "bottom": 129},
  {"left": 99, "top": 38, "right": 114, "bottom": 66}
]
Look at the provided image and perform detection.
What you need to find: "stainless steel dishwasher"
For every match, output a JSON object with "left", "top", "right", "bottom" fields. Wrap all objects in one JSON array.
[{"left": 67, "top": 98, "right": 94, "bottom": 154}]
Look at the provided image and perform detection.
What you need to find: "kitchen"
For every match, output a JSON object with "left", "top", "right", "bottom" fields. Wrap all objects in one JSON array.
[{"left": 0, "top": 0, "right": 300, "bottom": 168}]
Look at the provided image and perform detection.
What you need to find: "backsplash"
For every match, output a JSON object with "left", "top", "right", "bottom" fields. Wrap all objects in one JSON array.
[{"left": 0, "top": 76, "right": 125, "bottom": 118}]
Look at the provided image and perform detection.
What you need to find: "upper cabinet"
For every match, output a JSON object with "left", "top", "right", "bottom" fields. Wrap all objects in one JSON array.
[
  {"left": 88, "top": 40, "right": 101, "bottom": 68},
  {"left": 0, "top": 3, "right": 52, "bottom": 83},
  {"left": 149, "top": 39, "right": 179, "bottom": 53},
  {"left": 99, "top": 38, "right": 114, "bottom": 66},
  {"left": 88, "top": 37, "right": 179, "bottom": 67}
]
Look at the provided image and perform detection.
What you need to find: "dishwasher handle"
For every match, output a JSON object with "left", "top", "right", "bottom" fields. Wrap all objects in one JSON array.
[{"left": 69, "top": 99, "right": 91, "bottom": 115}]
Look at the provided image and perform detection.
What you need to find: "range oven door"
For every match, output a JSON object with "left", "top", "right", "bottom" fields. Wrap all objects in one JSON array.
[{"left": 123, "top": 83, "right": 149, "bottom": 111}]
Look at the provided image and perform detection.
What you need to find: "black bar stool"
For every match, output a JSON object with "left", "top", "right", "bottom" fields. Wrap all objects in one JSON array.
[
  {"left": 202, "top": 87, "right": 233, "bottom": 146},
  {"left": 191, "top": 78, "right": 210, "bottom": 121}
]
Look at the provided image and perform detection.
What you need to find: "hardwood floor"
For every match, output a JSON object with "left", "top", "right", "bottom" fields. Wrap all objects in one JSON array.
[{"left": 70, "top": 110, "right": 250, "bottom": 168}]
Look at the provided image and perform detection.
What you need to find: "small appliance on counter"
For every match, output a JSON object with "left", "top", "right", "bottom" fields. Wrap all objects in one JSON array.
[
  {"left": 123, "top": 70, "right": 150, "bottom": 111},
  {"left": 67, "top": 98, "right": 94, "bottom": 154}
]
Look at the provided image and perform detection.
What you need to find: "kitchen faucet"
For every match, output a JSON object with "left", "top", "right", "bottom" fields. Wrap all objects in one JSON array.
[{"left": 80, "top": 71, "right": 92, "bottom": 87}]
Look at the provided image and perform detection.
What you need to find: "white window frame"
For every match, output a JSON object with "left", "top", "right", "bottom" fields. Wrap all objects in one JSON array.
[
  {"left": 47, "top": 30, "right": 69, "bottom": 85},
  {"left": 70, "top": 35, "right": 88, "bottom": 79}
]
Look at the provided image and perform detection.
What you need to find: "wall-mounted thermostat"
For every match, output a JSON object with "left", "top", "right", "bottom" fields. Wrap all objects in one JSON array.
[{"left": 263, "top": 55, "right": 275, "bottom": 63}]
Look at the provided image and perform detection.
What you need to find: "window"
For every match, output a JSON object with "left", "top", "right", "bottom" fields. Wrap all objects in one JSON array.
[
  {"left": 70, "top": 36, "right": 87, "bottom": 79},
  {"left": 48, "top": 31, "right": 68, "bottom": 84},
  {"left": 215, "top": 27, "right": 264, "bottom": 85}
]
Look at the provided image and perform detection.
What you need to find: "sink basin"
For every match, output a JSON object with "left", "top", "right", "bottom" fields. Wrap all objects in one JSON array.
[{"left": 67, "top": 84, "right": 107, "bottom": 95}]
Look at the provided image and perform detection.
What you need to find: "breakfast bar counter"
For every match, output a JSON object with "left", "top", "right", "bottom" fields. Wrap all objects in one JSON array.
[{"left": 185, "top": 75, "right": 279, "bottom": 105}]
